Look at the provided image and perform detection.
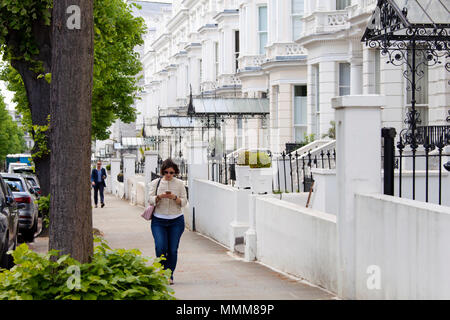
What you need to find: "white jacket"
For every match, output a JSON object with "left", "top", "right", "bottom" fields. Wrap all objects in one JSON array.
[{"left": 148, "top": 177, "right": 187, "bottom": 215}]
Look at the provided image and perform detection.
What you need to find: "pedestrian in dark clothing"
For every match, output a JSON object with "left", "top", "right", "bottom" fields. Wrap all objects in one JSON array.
[{"left": 91, "top": 160, "right": 107, "bottom": 208}]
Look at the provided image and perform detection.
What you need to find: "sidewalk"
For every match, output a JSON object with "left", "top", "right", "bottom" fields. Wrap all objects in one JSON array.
[{"left": 29, "top": 193, "right": 336, "bottom": 300}]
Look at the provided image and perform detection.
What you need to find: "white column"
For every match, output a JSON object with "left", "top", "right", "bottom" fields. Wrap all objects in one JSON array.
[
  {"left": 187, "top": 140, "right": 209, "bottom": 228},
  {"left": 350, "top": 40, "right": 363, "bottom": 95},
  {"left": 123, "top": 153, "right": 136, "bottom": 200},
  {"left": 222, "top": 28, "right": 234, "bottom": 75},
  {"left": 350, "top": 59, "right": 363, "bottom": 95},
  {"left": 362, "top": 46, "right": 375, "bottom": 94},
  {"left": 332, "top": 94, "right": 385, "bottom": 299},
  {"left": 144, "top": 150, "right": 159, "bottom": 206},
  {"left": 110, "top": 158, "right": 121, "bottom": 196}
]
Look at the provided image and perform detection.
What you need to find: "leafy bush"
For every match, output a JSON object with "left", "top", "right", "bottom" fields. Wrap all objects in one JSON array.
[
  {"left": 0, "top": 237, "right": 175, "bottom": 300},
  {"left": 37, "top": 194, "right": 50, "bottom": 229},
  {"left": 106, "top": 164, "right": 111, "bottom": 171},
  {"left": 249, "top": 152, "right": 271, "bottom": 169},
  {"left": 237, "top": 150, "right": 249, "bottom": 165}
]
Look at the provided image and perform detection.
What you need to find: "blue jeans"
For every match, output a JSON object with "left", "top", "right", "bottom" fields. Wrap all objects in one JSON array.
[{"left": 151, "top": 215, "right": 185, "bottom": 280}]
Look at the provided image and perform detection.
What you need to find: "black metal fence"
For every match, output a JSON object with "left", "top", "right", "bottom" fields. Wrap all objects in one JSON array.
[
  {"left": 382, "top": 126, "right": 450, "bottom": 205},
  {"left": 135, "top": 161, "right": 145, "bottom": 174},
  {"left": 208, "top": 147, "right": 337, "bottom": 194},
  {"left": 272, "top": 149, "right": 336, "bottom": 193}
]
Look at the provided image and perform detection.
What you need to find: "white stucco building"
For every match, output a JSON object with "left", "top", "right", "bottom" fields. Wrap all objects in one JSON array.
[{"left": 120, "top": 0, "right": 449, "bottom": 159}]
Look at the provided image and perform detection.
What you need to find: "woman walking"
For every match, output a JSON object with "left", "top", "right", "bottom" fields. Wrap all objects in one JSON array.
[{"left": 148, "top": 159, "right": 187, "bottom": 285}]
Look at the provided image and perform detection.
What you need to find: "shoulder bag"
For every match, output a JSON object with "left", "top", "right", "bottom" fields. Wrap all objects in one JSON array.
[{"left": 141, "top": 178, "right": 162, "bottom": 221}]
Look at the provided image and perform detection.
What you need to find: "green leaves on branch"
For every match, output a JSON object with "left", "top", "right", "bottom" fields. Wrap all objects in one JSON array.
[
  {"left": 1, "top": 0, "right": 147, "bottom": 141},
  {"left": 0, "top": 237, "right": 176, "bottom": 300},
  {"left": 31, "top": 115, "right": 50, "bottom": 160},
  {"left": 0, "top": 0, "right": 53, "bottom": 72}
]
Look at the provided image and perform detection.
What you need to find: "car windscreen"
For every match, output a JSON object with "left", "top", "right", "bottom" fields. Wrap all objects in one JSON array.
[
  {"left": 3, "top": 178, "right": 24, "bottom": 192},
  {"left": 26, "top": 178, "right": 37, "bottom": 186}
]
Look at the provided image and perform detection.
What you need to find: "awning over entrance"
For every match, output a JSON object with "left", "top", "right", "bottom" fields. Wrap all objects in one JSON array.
[
  {"left": 187, "top": 97, "right": 270, "bottom": 117},
  {"left": 157, "top": 116, "right": 199, "bottom": 129},
  {"left": 362, "top": 0, "right": 450, "bottom": 43}
]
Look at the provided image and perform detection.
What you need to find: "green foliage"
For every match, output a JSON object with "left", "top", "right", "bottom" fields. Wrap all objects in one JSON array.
[
  {"left": 0, "top": 64, "right": 32, "bottom": 133},
  {"left": 237, "top": 150, "right": 250, "bottom": 166},
  {"left": 31, "top": 115, "right": 50, "bottom": 160},
  {"left": 0, "top": 0, "right": 53, "bottom": 72},
  {"left": 92, "top": 0, "right": 146, "bottom": 140},
  {"left": 0, "top": 94, "right": 26, "bottom": 165},
  {"left": 0, "top": 237, "right": 175, "bottom": 300},
  {"left": 322, "top": 121, "right": 336, "bottom": 139},
  {"left": 105, "top": 164, "right": 111, "bottom": 171},
  {"left": 37, "top": 194, "right": 50, "bottom": 228},
  {"left": 0, "top": 0, "right": 147, "bottom": 141},
  {"left": 249, "top": 152, "right": 271, "bottom": 169},
  {"left": 298, "top": 133, "right": 316, "bottom": 148}
]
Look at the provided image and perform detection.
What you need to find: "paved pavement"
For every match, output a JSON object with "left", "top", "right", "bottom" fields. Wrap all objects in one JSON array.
[{"left": 29, "top": 193, "right": 336, "bottom": 300}]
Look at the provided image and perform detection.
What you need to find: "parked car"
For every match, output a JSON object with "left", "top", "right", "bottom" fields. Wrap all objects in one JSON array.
[
  {"left": 0, "top": 175, "right": 19, "bottom": 269},
  {"left": 0, "top": 173, "right": 39, "bottom": 242},
  {"left": 20, "top": 173, "right": 41, "bottom": 197},
  {"left": 11, "top": 166, "right": 34, "bottom": 175}
]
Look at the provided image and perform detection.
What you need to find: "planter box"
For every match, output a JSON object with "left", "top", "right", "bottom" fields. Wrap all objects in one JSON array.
[
  {"left": 235, "top": 165, "right": 251, "bottom": 189},
  {"left": 249, "top": 167, "right": 273, "bottom": 194}
]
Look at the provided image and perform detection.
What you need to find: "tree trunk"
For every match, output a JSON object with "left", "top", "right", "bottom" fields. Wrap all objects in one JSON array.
[
  {"left": 10, "top": 21, "right": 52, "bottom": 197},
  {"left": 49, "top": 0, "right": 94, "bottom": 263}
]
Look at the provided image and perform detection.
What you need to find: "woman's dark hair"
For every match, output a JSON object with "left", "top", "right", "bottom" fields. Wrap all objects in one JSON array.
[{"left": 160, "top": 158, "right": 180, "bottom": 176}]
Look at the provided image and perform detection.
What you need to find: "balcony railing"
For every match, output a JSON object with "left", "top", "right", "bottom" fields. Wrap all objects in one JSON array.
[
  {"left": 238, "top": 54, "right": 267, "bottom": 71},
  {"left": 266, "top": 43, "right": 307, "bottom": 60},
  {"left": 218, "top": 74, "right": 241, "bottom": 87},
  {"left": 302, "top": 10, "right": 349, "bottom": 38}
]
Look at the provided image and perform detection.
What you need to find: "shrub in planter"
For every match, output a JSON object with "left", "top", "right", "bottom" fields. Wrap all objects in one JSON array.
[
  {"left": 237, "top": 150, "right": 250, "bottom": 166},
  {"left": 0, "top": 237, "right": 175, "bottom": 300},
  {"left": 117, "top": 172, "right": 124, "bottom": 182},
  {"left": 106, "top": 164, "right": 111, "bottom": 171},
  {"left": 249, "top": 152, "right": 271, "bottom": 168},
  {"left": 249, "top": 151, "right": 272, "bottom": 194},
  {"left": 235, "top": 150, "right": 251, "bottom": 188}
]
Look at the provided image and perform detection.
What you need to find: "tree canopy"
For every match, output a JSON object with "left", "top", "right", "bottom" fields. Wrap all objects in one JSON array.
[
  {"left": 0, "top": 0, "right": 146, "bottom": 141},
  {"left": 0, "top": 93, "right": 26, "bottom": 166}
]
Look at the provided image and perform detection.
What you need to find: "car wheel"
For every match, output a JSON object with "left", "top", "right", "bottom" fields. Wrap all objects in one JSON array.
[
  {"left": 22, "top": 216, "right": 37, "bottom": 243},
  {"left": 0, "top": 236, "right": 9, "bottom": 269},
  {"left": 6, "top": 233, "right": 17, "bottom": 269}
]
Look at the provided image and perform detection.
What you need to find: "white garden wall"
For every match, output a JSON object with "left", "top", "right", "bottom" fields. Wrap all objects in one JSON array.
[
  {"left": 254, "top": 197, "right": 338, "bottom": 293},
  {"left": 191, "top": 179, "right": 238, "bottom": 248},
  {"left": 355, "top": 193, "right": 450, "bottom": 299}
]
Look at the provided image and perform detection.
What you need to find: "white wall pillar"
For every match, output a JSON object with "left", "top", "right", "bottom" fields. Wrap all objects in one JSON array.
[
  {"left": 123, "top": 153, "right": 136, "bottom": 200},
  {"left": 244, "top": 193, "right": 259, "bottom": 261},
  {"left": 144, "top": 150, "right": 159, "bottom": 206},
  {"left": 332, "top": 94, "right": 385, "bottom": 299},
  {"left": 187, "top": 141, "right": 209, "bottom": 227},
  {"left": 110, "top": 158, "right": 121, "bottom": 196}
]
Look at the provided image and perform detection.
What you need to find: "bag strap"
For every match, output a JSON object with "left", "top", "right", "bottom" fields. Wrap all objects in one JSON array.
[{"left": 155, "top": 177, "right": 162, "bottom": 196}]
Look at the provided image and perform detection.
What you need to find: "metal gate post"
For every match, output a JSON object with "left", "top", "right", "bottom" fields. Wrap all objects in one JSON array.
[{"left": 382, "top": 127, "right": 396, "bottom": 196}]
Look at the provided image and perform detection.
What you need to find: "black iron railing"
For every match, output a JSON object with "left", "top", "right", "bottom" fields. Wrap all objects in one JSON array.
[
  {"left": 208, "top": 148, "right": 336, "bottom": 194},
  {"left": 272, "top": 149, "right": 336, "bottom": 193},
  {"left": 382, "top": 126, "right": 450, "bottom": 205}
]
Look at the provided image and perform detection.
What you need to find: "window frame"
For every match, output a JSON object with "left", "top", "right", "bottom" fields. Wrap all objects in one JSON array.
[
  {"left": 293, "top": 85, "right": 308, "bottom": 143},
  {"left": 258, "top": 5, "right": 268, "bottom": 55},
  {"left": 291, "top": 0, "right": 304, "bottom": 40},
  {"left": 338, "top": 62, "right": 351, "bottom": 96}
]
